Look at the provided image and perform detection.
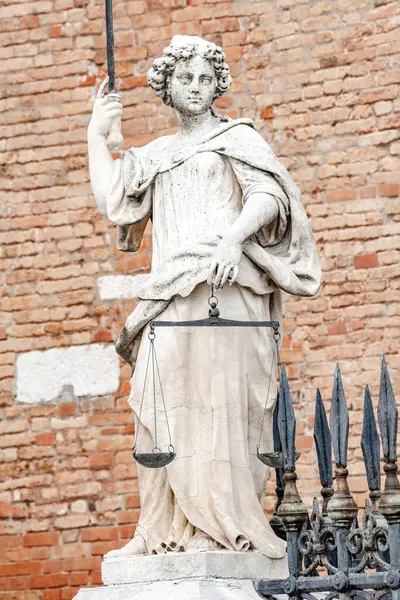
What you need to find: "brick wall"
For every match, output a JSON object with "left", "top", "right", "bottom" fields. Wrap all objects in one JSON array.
[{"left": 1, "top": 0, "right": 399, "bottom": 597}]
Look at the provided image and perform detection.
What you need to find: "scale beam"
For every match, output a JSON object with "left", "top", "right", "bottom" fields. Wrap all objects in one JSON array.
[
  {"left": 150, "top": 317, "right": 280, "bottom": 329},
  {"left": 151, "top": 297, "right": 280, "bottom": 331}
]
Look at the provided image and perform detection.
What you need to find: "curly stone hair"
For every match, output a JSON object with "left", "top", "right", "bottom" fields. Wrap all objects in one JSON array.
[{"left": 147, "top": 38, "right": 232, "bottom": 107}]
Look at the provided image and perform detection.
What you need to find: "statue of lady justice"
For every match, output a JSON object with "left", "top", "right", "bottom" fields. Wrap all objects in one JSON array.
[{"left": 88, "top": 35, "right": 320, "bottom": 561}]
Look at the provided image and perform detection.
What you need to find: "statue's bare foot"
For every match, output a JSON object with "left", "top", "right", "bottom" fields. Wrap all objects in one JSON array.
[
  {"left": 104, "top": 533, "right": 148, "bottom": 559},
  {"left": 186, "top": 530, "right": 220, "bottom": 552}
]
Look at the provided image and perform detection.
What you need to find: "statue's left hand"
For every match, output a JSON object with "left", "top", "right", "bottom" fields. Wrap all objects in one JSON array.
[{"left": 207, "top": 238, "right": 242, "bottom": 289}]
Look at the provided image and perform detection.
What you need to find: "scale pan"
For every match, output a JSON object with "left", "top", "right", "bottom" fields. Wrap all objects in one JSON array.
[
  {"left": 257, "top": 450, "right": 300, "bottom": 468},
  {"left": 257, "top": 451, "right": 284, "bottom": 468},
  {"left": 133, "top": 452, "right": 176, "bottom": 468}
]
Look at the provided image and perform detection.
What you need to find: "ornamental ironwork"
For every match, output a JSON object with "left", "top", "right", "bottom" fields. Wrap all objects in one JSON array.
[{"left": 255, "top": 357, "right": 400, "bottom": 600}]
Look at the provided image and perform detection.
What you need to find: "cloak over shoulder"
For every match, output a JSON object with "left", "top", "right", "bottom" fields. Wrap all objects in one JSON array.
[{"left": 106, "top": 118, "right": 321, "bottom": 364}]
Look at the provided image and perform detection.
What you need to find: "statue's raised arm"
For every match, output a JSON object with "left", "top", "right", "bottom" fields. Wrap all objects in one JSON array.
[{"left": 87, "top": 76, "right": 123, "bottom": 215}]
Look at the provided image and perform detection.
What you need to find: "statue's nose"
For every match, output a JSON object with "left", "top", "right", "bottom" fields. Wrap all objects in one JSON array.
[{"left": 189, "top": 80, "right": 200, "bottom": 93}]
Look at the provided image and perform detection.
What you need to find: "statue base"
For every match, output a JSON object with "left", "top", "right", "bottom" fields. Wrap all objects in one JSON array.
[{"left": 73, "top": 551, "right": 288, "bottom": 599}]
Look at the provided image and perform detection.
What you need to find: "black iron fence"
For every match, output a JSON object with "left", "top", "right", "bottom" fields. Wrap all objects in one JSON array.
[{"left": 255, "top": 357, "right": 400, "bottom": 600}]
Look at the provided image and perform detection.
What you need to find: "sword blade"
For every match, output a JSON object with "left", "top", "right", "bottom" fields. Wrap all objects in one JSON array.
[{"left": 105, "top": 0, "right": 115, "bottom": 92}]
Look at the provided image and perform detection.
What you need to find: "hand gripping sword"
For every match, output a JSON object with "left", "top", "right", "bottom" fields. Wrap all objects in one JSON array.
[{"left": 105, "top": 0, "right": 124, "bottom": 151}]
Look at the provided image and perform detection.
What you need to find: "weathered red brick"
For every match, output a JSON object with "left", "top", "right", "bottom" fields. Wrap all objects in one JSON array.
[
  {"left": 0, "top": 562, "right": 42, "bottom": 577},
  {"left": 43, "top": 590, "right": 61, "bottom": 600},
  {"left": 328, "top": 322, "right": 347, "bottom": 335},
  {"left": 62, "top": 557, "right": 101, "bottom": 572},
  {"left": 58, "top": 403, "right": 76, "bottom": 418},
  {"left": 49, "top": 25, "right": 62, "bottom": 38},
  {"left": 30, "top": 574, "right": 69, "bottom": 589},
  {"left": 35, "top": 432, "right": 56, "bottom": 446},
  {"left": 61, "top": 587, "right": 80, "bottom": 600},
  {"left": 90, "top": 569, "right": 103, "bottom": 585},
  {"left": 0, "top": 536, "right": 22, "bottom": 549},
  {"left": 125, "top": 495, "right": 141, "bottom": 509},
  {"left": 81, "top": 526, "right": 119, "bottom": 542},
  {"left": 379, "top": 183, "right": 399, "bottom": 198},
  {"left": 23, "top": 532, "right": 59, "bottom": 547},
  {"left": 116, "top": 510, "right": 140, "bottom": 525},
  {"left": 0, "top": 576, "right": 29, "bottom": 591},
  {"left": 326, "top": 189, "right": 357, "bottom": 202},
  {"left": 12, "top": 505, "right": 25, "bottom": 519},
  {"left": 89, "top": 452, "right": 112, "bottom": 470},
  {"left": 0, "top": 500, "right": 11, "bottom": 518},
  {"left": 354, "top": 253, "right": 379, "bottom": 269},
  {"left": 260, "top": 106, "right": 274, "bottom": 120},
  {"left": 70, "top": 572, "right": 89, "bottom": 586},
  {"left": 92, "top": 329, "right": 113, "bottom": 343}
]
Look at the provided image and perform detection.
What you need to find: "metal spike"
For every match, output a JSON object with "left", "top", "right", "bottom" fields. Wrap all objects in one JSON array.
[
  {"left": 275, "top": 467, "right": 284, "bottom": 500},
  {"left": 314, "top": 389, "right": 333, "bottom": 489},
  {"left": 278, "top": 364, "right": 296, "bottom": 471},
  {"left": 273, "top": 392, "right": 284, "bottom": 511},
  {"left": 361, "top": 385, "right": 381, "bottom": 492},
  {"left": 271, "top": 391, "right": 284, "bottom": 515},
  {"left": 273, "top": 392, "right": 282, "bottom": 453},
  {"left": 329, "top": 364, "right": 349, "bottom": 469},
  {"left": 378, "top": 355, "right": 398, "bottom": 464}
]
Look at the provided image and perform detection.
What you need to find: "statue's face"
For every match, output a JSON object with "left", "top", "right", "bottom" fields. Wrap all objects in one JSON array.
[{"left": 169, "top": 55, "right": 216, "bottom": 115}]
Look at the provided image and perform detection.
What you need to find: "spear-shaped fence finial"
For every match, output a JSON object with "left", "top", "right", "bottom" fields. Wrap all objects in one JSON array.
[
  {"left": 277, "top": 364, "right": 308, "bottom": 579},
  {"left": 361, "top": 385, "right": 381, "bottom": 512},
  {"left": 269, "top": 393, "right": 286, "bottom": 540},
  {"left": 330, "top": 364, "right": 349, "bottom": 469},
  {"left": 327, "top": 365, "right": 358, "bottom": 574},
  {"left": 378, "top": 355, "right": 398, "bottom": 466},
  {"left": 377, "top": 356, "right": 400, "bottom": 573},
  {"left": 278, "top": 364, "right": 297, "bottom": 472},
  {"left": 314, "top": 388, "right": 334, "bottom": 515}
]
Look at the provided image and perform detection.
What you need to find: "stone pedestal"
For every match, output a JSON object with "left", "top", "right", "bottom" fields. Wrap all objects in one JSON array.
[{"left": 73, "top": 551, "right": 288, "bottom": 600}]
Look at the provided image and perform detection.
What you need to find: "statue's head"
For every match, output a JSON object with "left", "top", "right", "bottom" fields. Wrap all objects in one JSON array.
[{"left": 148, "top": 35, "right": 231, "bottom": 115}]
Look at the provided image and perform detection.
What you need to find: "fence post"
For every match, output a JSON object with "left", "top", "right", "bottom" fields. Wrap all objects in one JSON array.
[
  {"left": 378, "top": 357, "right": 400, "bottom": 599},
  {"left": 361, "top": 384, "right": 391, "bottom": 570},
  {"left": 314, "top": 389, "right": 334, "bottom": 516},
  {"left": 269, "top": 393, "right": 286, "bottom": 541},
  {"left": 313, "top": 389, "right": 337, "bottom": 568},
  {"left": 276, "top": 365, "right": 308, "bottom": 591},
  {"left": 327, "top": 365, "right": 358, "bottom": 600}
]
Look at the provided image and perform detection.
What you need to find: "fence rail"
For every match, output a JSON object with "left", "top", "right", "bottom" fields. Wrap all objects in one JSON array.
[{"left": 255, "top": 357, "right": 400, "bottom": 600}]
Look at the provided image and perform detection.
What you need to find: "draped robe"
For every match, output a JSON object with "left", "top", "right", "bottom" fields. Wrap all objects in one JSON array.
[{"left": 106, "top": 118, "right": 320, "bottom": 559}]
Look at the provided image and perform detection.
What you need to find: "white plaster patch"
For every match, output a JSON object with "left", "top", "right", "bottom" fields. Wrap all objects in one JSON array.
[
  {"left": 15, "top": 344, "right": 120, "bottom": 404},
  {"left": 97, "top": 275, "right": 144, "bottom": 300}
]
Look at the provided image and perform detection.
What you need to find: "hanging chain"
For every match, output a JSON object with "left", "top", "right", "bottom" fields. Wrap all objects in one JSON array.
[
  {"left": 153, "top": 344, "right": 174, "bottom": 454},
  {"left": 150, "top": 332, "right": 159, "bottom": 452},
  {"left": 257, "top": 324, "right": 281, "bottom": 452},
  {"left": 132, "top": 330, "right": 153, "bottom": 454},
  {"left": 133, "top": 326, "right": 174, "bottom": 456}
]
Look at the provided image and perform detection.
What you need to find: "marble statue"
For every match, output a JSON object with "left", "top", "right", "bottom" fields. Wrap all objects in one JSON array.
[{"left": 87, "top": 35, "right": 321, "bottom": 562}]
